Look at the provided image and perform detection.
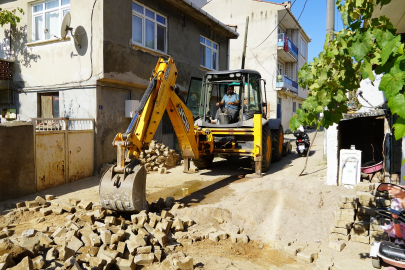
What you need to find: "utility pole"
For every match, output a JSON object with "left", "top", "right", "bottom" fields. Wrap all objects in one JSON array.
[
  {"left": 241, "top": 16, "right": 249, "bottom": 69},
  {"left": 326, "top": 0, "right": 335, "bottom": 40}
]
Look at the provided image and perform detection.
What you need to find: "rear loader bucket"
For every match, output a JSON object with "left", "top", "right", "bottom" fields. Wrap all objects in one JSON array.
[{"left": 99, "top": 164, "right": 148, "bottom": 213}]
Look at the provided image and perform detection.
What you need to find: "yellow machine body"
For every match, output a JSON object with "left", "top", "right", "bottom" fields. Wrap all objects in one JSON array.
[{"left": 99, "top": 57, "right": 282, "bottom": 213}]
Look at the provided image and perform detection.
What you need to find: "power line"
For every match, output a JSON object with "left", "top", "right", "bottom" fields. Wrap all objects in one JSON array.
[
  {"left": 250, "top": 0, "right": 297, "bottom": 50},
  {"left": 295, "top": 0, "right": 308, "bottom": 27},
  {"left": 254, "top": 0, "right": 308, "bottom": 62},
  {"left": 248, "top": 48, "right": 274, "bottom": 76}
]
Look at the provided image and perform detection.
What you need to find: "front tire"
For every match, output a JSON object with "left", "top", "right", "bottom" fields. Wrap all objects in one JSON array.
[
  {"left": 271, "top": 125, "right": 284, "bottom": 162},
  {"left": 192, "top": 155, "right": 214, "bottom": 169}
]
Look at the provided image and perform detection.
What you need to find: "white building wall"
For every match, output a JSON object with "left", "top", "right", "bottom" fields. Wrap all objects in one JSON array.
[
  {"left": 0, "top": 0, "right": 103, "bottom": 121},
  {"left": 297, "top": 30, "right": 309, "bottom": 100},
  {"left": 203, "top": 0, "right": 283, "bottom": 120},
  {"left": 326, "top": 124, "right": 339, "bottom": 185}
]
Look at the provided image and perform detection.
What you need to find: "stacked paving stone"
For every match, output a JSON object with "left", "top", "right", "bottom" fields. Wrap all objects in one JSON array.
[
  {"left": 2, "top": 195, "right": 249, "bottom": 270},
  {"left": 269, "top": 240, "right": 321, "bottom": 264},
  {"left": 138, "top": 140, "right": 181, "bottom": 174},
  {"left": 329, "top": 182, "right": 391, "bottom": 252}
]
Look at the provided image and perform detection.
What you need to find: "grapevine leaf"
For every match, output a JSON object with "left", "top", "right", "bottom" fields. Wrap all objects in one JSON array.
[
  {"left": 381, "top": 35, "right": 401, "bottom": 65},
  {"left": 316, "top": 70, "right": 328, "bottom": 86},
  {"left": 341, "top": 10, "right": 350, "bottom": 27},
  {"left": 333, "top": 90, "right": 346, "bottom": 103},
  {"left": 379, "top": 72, "right": 405, "bottom": 99},
  {"left": 388, "top": 94, "right": 405, "bottom": 119},
  {"left": 380, "top": 30, "right": 395, "bottom": 47},
  {"left": 394, "top": 54, "right": 405, "bottom": 71},
  {"left": 349, "top": 21, "right": 362, "bottom": 31},
  {"left": 302, "top": 96, "right": 318, "bottom": 111},
  {"left": 349, "top": 31, "right": 373, "bottom": 62},
  {"left": 361, "top": 57, "right": 375, "bottom": 81},
  {"left": 289, "top": 115, "right": 301, "bottom": 131},
  {"left": 373, "top": 28, "right": 383, "bottom": 44},
  {"left": 399, "top": 43, "right": 404, "bottom": 54},
  {"left": 296, "top": 108, "right": 307, "bottom": 122},
  {"left": 309, "top": 82, "right": 321, "bottom": 90},
  {"left": 318, "top": 90, "right": 332, "bottom": 106},
  {"left": 393, "top": 117, "right": 405, "bottom": 141}
]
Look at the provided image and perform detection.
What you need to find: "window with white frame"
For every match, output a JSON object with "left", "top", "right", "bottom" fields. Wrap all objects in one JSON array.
[
  {"left": 300, "top": 38, "right": 306, "bottom": 58},
  {"left": 32, "top": 0, "right": 70, "bottom": 42},
  {"left": 132, "top": 1, "right": 167, "bottom": 53},
  {"left": 200, "top": 36, "right": 218, "bottom": 70}
]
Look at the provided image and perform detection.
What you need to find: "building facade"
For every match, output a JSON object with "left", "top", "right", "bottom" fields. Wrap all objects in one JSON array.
[
  {"left": 202, "top": 0, "right": 310, "bottom": 129},
  {"left": 0, "top": 0, "right": 237, "bottom": 172}
]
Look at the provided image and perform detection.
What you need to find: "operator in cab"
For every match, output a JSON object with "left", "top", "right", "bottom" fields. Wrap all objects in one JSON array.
[{"left": 212, "top": 85, "right": 240, "bottom": 124}]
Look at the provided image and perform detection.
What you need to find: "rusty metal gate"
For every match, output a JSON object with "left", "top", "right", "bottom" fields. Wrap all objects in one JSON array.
[{"left": 32, "top": 118, "right": 94, "bottom": 191}]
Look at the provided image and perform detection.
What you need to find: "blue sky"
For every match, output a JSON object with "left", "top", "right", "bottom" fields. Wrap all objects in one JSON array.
[{"left": 281, "top": 0, "right": 344, "bottom": 63}]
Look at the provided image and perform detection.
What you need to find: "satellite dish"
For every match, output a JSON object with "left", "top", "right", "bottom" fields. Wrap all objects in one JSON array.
[
  {"left": 357, "top": 73, "right": 386, "bottom": 108},
  {"left": 61, "top": 12, "right": 72, "bottom": 39},
  {"left": 60, "top": 12, "right": 81, "bottom": 48}
]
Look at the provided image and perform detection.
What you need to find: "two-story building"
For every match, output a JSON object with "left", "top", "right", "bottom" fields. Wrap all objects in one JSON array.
[
  {"left": 0, "top": 0, "right": 238, "bottom": 172},
  {"left": 202, "top": 0, "right": 310, "bottom": 129}
]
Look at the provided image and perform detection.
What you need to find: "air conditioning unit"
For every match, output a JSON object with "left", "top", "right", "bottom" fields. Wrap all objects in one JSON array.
[{"left": 125, "top": 100, "right": 140, "bottom": 118}]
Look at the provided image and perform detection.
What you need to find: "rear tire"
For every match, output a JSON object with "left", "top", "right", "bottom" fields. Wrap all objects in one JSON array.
[
  {"left": 371, "top": 257, "right": 381, "bottom": 269},
  {"left": 271, "top": 125, "right": 284, "bottom": 162},
  {"left": 192, "top": 155, "right": 214, "bottom": 169}
]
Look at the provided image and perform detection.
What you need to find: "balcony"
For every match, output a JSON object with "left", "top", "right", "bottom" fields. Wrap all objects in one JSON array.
[
  {"left": 277, "top": 33, "right": 298, "bottom": 62},
  {"left": 276, "top": 75, "right": 298, "bottom": 94}
]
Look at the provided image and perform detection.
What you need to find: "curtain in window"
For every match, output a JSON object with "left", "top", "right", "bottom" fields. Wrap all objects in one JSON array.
[
  {"left": 35, "top": 16, "right": 44, "bottom": 41},
  {"left": 41, "top": 95, "right": 53, "bottom": 118},
  {"left": 45, "top": 11, "right": 59, "bottom": 40}
]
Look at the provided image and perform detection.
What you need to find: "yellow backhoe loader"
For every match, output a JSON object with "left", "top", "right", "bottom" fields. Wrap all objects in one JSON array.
[{"left": 99, "top": 57, "right": 284, "bottom": 212}]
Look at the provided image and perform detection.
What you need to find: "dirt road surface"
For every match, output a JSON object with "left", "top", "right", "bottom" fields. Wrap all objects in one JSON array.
[{"left": 0, "top": 129, "right": 381, "bottom": 269}]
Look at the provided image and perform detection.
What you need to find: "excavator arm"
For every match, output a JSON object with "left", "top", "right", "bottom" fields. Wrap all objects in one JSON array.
[{"left": 99, "top": 57, "right": 199, "bottom": 212}]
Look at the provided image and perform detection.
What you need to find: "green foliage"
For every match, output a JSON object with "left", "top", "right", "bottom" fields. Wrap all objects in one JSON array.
[
  {"left": 290, "top": 0, "right": 405, "bottom": 141},
  {"left": 0, "top": 8, "right": 23, "bottom": 27}
]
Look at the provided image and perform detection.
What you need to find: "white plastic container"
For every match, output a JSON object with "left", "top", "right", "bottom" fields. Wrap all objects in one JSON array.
[{"left": 339, "top": 148, "right": 362, "bottom": 188}]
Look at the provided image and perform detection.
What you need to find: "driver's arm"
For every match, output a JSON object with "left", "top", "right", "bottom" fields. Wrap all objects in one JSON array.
[{"left": 232, "top": 95, "right": 240, "bottom": 106}]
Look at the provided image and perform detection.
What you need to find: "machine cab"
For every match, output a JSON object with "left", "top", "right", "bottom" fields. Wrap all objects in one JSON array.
[{"left": 186, "top": 70, "right": 267, "bottom": 128}]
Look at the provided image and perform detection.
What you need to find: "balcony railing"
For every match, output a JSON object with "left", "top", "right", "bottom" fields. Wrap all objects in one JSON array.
[
  {"left": 277, "top": 33, "right": 298, "bottom": 59},
  {"left": 276, "top": 75, "right": 298, "bottom": 94}
]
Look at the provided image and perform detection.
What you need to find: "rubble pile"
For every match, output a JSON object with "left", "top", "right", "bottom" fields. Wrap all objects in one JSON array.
[
  {"left": 138, "top": 140, "right": 181, "bottom": 174},
  {"left": 0, "top": 195, "right": 249, "bottom": 270},
  {"left": 329, "top": 182, "right": 390, "bottom": 252}
]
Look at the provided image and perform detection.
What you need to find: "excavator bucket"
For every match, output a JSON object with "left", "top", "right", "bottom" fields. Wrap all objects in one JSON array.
[{"left": 99, "top": 164, "right": 148, "bottom": 213}]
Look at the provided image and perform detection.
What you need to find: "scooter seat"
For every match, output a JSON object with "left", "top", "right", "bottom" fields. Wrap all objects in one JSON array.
[{"left": 379, "top": 241, "right": 405, "bottom": 262}]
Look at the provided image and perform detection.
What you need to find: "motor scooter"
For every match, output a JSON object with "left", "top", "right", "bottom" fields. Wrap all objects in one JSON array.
[
  {"left": 293, "top": 129, "right": 310, "bottom": 157},
  {"left": 370, "top": 183, "right": 405, "bottom": 269}
]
